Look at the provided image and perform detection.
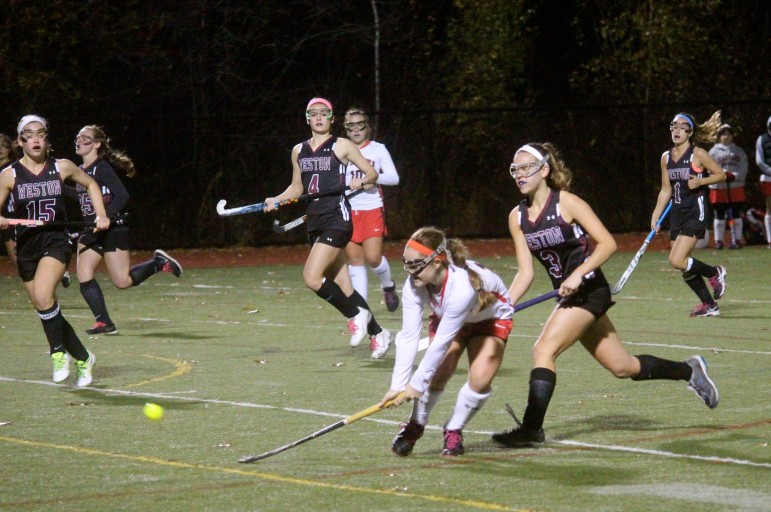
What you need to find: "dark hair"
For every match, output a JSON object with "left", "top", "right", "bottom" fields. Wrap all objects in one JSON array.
[
  {"left": 409, "top": 226, "right": 497, "bottom": 311},
  {"left": 81, "top": 125, "right": 136, "bottom": 178}
]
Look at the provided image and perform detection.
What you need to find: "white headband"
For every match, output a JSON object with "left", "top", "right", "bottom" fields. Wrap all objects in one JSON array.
[
  {"left": 17, "top": 115, "right": 48, "bottom": 135},
  {"left": 516, "top": 144, "right": 545, "bottom": 161}
]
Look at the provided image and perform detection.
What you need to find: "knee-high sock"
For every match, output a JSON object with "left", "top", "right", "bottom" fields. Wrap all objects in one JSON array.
[
  {"left": 733, "top": 217, "right": 743, "bottom": 243},
  {"left": 371, "top": 256, "right": 394, "bottom": 289},
  {"left": 348, "top": 265, "right": 368, "bottom": 302},
  {"left": 445, "top": 383, "right": 490, "bottom": 431},
  {"left": 39, "top": 303, "right": 88, "bottom": 361},
  {"left": 80, "top": 279, "right": 112, "bottom": 324},
  {"left": 765, "top": 214, "right": 771, "bottom": 243},
  {"left": 685, "top": 257, "right": 718, "bottom": 279},
  {"left": 129, "top": 257, "right": 159, "bottom": 286},
  {"left": 713, "top": 219, "right": 726, "bottom": 244},
  {"left": 348, "top": 289, "right": 382, "bottom": 335},
  {"left": 632, "top": 355, "right": 691, "bottom": 381},
  {"left": 682, "top": 271, "right": 715, "bottom": 305},
  {"left": 315, "top": 278, "right": 359, "bottom": 318},
  {"left": 411, "top": 388, "right": 443, "bottom": 426},
  {"left": 522, "top": 368, "right": 556, "bottom": 432}
]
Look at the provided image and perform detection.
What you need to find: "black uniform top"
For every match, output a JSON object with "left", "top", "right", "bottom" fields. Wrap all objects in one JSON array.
[
  {"left": 76, "top": 158, "right": 129, "bottom": 221},
  {"left": 7, "top": 158, "right": 67, "bottom": 242},
  {"left": 518, "top": 190, "right": 606, "bottom": 290},
  {"left": 666, "top": 145, "right": 707, "bottom": 213},
  {"left": 297, "top": 136, "right": 350, "bottom": 223}
]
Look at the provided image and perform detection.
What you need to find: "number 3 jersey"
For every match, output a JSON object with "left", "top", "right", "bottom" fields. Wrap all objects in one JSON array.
[
  {"left": 7, "top": 158, "right": 67, "bottom": 238},
  {"left": 518, "top": 190, "right": 607, "bottom": 289}
]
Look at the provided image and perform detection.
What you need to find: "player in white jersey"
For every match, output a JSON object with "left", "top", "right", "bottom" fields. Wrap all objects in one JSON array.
[
  {"left": 379, "top": 227, "right": 514, "bottom": 457},
  {"left": 343, "top": 108, "right": 401, "bottom": 328}
]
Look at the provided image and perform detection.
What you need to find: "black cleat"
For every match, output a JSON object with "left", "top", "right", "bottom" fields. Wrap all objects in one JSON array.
[
  {"left": 392, "top": 421, "right": 424, "bottom": 457},
  {"left": 154, "top": 249, "right": 183, "bottom": 277},
  {"left": 492, "top": 404, "right": 545, "bottom": 448}
]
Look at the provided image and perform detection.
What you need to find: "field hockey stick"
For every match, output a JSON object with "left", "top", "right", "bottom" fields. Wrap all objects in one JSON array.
[
  {"left": 5, "top": 213, "right": 128, "bottom": 229},
  {"left": 238, "top": 392, "right": 405, "bottom": 463},
  {"left": 217, "top": 186, "right": 351, "bottom": 217},
  {"left": 726, "top": 185, "right": 737, "bottom": 247},
  {"left": 270, "top": 189, "right": 367, "bottom": 233},
  {"left": 417, "top": 288, "right": 562, "bottom": 351},
  {"left": 611, "top": 200, "right": 672, "bottom": 295}
]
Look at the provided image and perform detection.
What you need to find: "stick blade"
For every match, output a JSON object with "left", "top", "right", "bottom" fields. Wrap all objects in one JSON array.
[
  {"left": 216, "top": 200, "right": 228, "bottom": 215},
  {"left": 238, "top": 454, "right": 262, "bottom": 464}
]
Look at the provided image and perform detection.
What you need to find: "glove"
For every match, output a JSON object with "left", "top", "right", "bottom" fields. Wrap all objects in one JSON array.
[{"left": 726, "top": 172, "right": 736, "bottom": 182}]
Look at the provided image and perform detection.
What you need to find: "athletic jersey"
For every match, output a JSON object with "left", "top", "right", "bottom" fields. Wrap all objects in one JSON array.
[
  {"left": 297, "top": 136, "right": 349, "bottom": 220},
  {"left": 667, "top": 145, "right": 707, "bottom": 216},
  {"left": 518, "top": 190, "right": 605, "bottom": 289},
  {"left": 756, "top": 132, "right": 771, "bottom": 182},
  {"left": 76, "top": 158, "right": 129, "bottom": 221},
  {"left": 345, "top": 140, "right": 399, "bottom": 211},
  {"left": 7, "top": 158, "right": 67, "bottom": 227},
  {"left": 708, "top": 143, "right": 748, "bottom": 202},
  {"left": 391, "top": 261, "right": 513, "bottom": 393}
]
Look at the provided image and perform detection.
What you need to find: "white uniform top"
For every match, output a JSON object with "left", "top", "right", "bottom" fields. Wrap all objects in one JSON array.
[
  {"left": 708, "top": 142, "right": 748, "bottom": 189},
  {"left": 345, "top": 140, "right": 399, "bottom": 210},
  {"left": 390, "top": 261, "right": 513, "bottom": 394}
]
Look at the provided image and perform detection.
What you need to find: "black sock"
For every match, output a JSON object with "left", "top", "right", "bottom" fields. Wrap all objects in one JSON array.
[
  {"left": 683, "top": 272, "right": 715, "bottom": 305},
  {"left": 80, "top": 279, "right": 112, "bottom": 324},
  {"left": 39, "top": 304, "right": 88, "bottom": 360},
  {"left": 129, "top": 258, "right": 159, "bottom": 286},
  {"left": 62, "top": 317, "right": 89, "bottom": 361},
  {"left": 522, "top": 367, "right": 556, "bottom": 432},
  {"left": 348, "top": 290, "right": 382, "bottom": 335},
  {"left": 688, "top": 258, "right": 717, "bottom": 279},
  {"left": 315, "top": 279, "right": 359, "bottom": 318},
  {"left": 632, "top": 355, "right": 691, "bottom": 381}
]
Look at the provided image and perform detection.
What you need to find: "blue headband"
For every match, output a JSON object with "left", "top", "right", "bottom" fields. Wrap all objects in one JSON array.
[{"left": 674, "top": 113, "right": 694, "bottom": 130}]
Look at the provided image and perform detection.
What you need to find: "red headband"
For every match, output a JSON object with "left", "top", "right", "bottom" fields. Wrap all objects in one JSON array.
[{"left": 407, "top": 239, "right": 447, "bottom": 261}]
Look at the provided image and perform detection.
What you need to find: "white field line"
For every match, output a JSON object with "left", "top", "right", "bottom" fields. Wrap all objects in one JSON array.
[{"left": 1, "top": 376, "right": 768, "bottom": 469}]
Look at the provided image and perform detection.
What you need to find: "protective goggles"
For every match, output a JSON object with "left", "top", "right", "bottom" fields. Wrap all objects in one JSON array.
[
  {"left": 306, "top": 109, "right": 333, "bottom": 120},
  {"left": 509, "top": 158, "right": 547, "bottom": 180},
  {"left": 344, "top": 120, "right": 368, "bottom": 131},
  {"left": 402, "top": 238, "right": 447, "bottom": 277},
  {"left": 669, "top": 121, "right": 692, "bottom": 132},
  {"left": 20, "top": 129, "right": 48, "bottom": 142}
]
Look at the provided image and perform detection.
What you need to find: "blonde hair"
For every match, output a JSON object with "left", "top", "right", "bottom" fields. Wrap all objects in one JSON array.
[
  {"left": 409, "top": 226, "right": 497, "bottom": 311},
  {"left": 675, "top": 111, "right": 722, "bottom": 146},
  {"left": 81, "top": 125, "right": 136, "bottom": 178}
]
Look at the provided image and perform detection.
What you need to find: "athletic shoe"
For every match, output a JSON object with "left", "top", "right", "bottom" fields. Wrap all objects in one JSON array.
[
  {"left": 441, "top": 429, "right": 465, "bottom": 457},
  {"left": 686, "top": 355, "right": 719, "bottom": 408},
  {"left": 75, "top": 352, "right": 96, "bottom": 387},
  {"left": 61, "top": 271, "right": 71, "bottom": 288},
  {"left": 714, "top": 241, "right": 724, "bottom": 250},
  {"left": 154, "top": 249, "right": 183, "bottom": 277},
  {"left": 492, "top": 404, "right": 545, "bottom": 447},
  {"left": 383, "top": 285, "right": 400, "bottom": 312},
  {"left": 369, "top": 328, "right": 392, "bottom": 359},
  {"left": 728, "top": 242, "right": 742, "bottom": 249},
  {"left": 51, "top": 352, "right": 70, "bottom": 383},
  {"left": 348, "top": 307, "right": 371, "bottom": 347},
  {"left": 392, "top": 421, "right": 424, "bottom": 457},
  {"left": 689, "top": 303, "right": 720, "bottom": 317},
  {"left": 708, "top": 265, "right": 726, "bottom": 300},
  {"left": 86, "top": 321, "right": 118, "bottom": 335}
]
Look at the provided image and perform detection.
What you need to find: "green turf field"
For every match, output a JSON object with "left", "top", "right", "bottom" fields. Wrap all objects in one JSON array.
[{"left": 1, "top": 246, "right": 769, "bottom": 511}]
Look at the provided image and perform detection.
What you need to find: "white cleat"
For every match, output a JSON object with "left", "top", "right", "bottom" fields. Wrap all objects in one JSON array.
[
  {"left": 75, "top": 352, "right": 96, "bottom": 387},
  {"left": 348, "top": 307, "right": 371, "bottom": 347},
  {"left": 370, "top": 328, "right": 392, "bottom": 359},
  {"left": 51, "top": 352, "right": 70, "bottom": 383}
]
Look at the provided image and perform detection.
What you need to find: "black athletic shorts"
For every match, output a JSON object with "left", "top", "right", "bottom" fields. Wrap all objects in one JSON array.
[
  {"left": 558, "top": 277, "right": 615, "bottom": 319},
  {"left": 306, "top": 211, "right": 352, "bottom": 248},
  {"left": 0, "top": 227, "right": 14, "bottom": 244},
  {"left": 308, "top": 228, "right": 352, "bottom": 249},
  {"left": 78, "top": 226, "right": 131, "bottom": 255},
  {"left": 16, "top": 230, "right": 73, "bottom": 282},
  {"left": 669, "top": 205, "right": 708, "bottom": 240}
]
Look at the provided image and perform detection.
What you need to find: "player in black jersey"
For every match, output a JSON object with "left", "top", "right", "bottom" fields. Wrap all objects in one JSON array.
[
  {"left": 0, "top": 133, "right": 20, "bottom": 267},
  {"left": 492, "top": 142, "right": 719, "bottom": 448},
  {"left": 651, "top": 112, "right": 727, "bottom": 317},
  {"left": 0, "top": 115, "right": 110, "bottom": 386},
  {"left": 72, "top": 125, "right": 182, "bottom": 336},
  {"left": 263, "top": 98, "right": 391, "bottom": 350}
]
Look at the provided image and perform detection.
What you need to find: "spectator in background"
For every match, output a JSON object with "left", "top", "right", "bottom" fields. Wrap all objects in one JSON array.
[
  {"left": 708, "top": 124, "right": 748, "bottom": 248},
  {"left": 755, "top": 115, "right": 771, "bottom": 248}
]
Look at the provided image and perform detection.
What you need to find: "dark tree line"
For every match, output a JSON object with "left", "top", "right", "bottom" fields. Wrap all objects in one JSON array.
[{"left": 2, "top": 0, "right": 769, "bottom": 248}]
